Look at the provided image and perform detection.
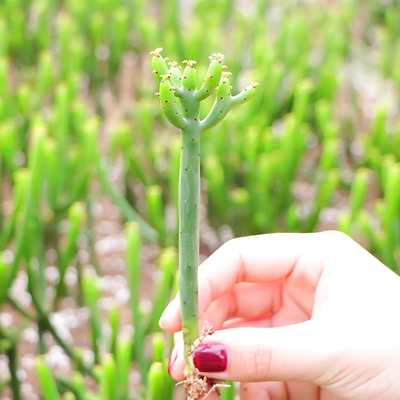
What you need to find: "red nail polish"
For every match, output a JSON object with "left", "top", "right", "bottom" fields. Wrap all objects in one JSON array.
[
  {"left": 168, "top": 346, "right": 178, "bottom": 376},
  {"left": 193, "top": 343, "right": 228, "bottom": 372}
]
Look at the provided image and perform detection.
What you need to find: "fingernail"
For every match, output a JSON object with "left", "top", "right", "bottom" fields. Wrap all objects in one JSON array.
[
  {"left": 168, "top": 345, "right": 178, "bottom": 376},
  {"left": 193, "top": 343, "right": 228, "bottom": 372}
]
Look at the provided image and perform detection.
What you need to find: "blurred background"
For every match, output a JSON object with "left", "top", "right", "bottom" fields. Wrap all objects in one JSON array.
[{"left": 0, "top": 0, "right": 400, "bottom": 399}]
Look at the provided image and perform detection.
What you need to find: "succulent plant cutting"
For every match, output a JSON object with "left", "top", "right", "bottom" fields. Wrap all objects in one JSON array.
[{"left": 151, "top": 48, "right": 258, "bottom": 393}]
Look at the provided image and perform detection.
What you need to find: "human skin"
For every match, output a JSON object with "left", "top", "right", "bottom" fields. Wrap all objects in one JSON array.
[{"left": 160, "top": 231, "right": 400, "bottom": 400}]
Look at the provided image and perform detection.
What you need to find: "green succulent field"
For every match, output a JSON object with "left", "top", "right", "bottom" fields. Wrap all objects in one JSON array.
[{"left": 0, "top": 0, "right": 399, "bottom": 399}]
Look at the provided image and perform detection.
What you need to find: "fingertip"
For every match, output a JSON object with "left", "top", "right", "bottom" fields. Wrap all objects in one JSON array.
[
  {"left": 168, "top": 345, "right": 178, "bottom": 376},
  {"left": 168, "top": 341, "right": 186, "bottom": 381},
  {"left": 158, "top": 314, "right": 168, "bottom": 331},
  {"left": 159, "top": 297, "right": 182, "bottom": 332}
]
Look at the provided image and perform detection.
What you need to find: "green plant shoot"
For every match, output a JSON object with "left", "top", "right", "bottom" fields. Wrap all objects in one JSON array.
[{"left": 151, "top": 48, "right": 258, "bottom": 380}]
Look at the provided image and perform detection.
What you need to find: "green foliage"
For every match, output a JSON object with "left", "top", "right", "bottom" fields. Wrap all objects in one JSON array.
[
  {"left": 36, "top": 359, "right": 61, "bottom": 400},
  {"left": 0, "top": 0, "right": 399, "bottom": 399}
]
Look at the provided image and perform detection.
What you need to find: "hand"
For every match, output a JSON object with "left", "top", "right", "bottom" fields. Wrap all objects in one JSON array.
[{"left": 160, "top": 231, "right": 400, "bottom": 400}]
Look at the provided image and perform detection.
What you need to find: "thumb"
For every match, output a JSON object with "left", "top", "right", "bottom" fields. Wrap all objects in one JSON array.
[{"left": 169, "top": 321, "right": 330, "bottom": 384}]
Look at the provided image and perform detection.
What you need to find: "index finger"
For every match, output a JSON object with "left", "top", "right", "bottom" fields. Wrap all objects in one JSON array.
[{"left": 160, "top": 232, "right": 325, "bottom": 332}]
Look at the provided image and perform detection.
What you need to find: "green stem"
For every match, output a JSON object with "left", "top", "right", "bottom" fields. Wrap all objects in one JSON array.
[
  {"left": 178, "top": 126, "right": 201, "bottom": 375},
  {"left": 125, "top": 222, "right": 148, "bottom": 384},
  {"left": 6, "top": 295, "right": 37, "bottom": 321},
  {"left": 152, "top": 50, "right": 257, "bottom": 380},
  {"left": 85, "top": 197, "right": 101, "bottom": 275},
  {"left": 8, "top": 344, "right": 20, "bottom": 400},
  {"left": 0, "top": 149, "right": 2, "bottom": 232},
  {"left": 28, "top": 286, "right": 95, "bottom": 379},
  {"left": 41, "top": 312, "right": 95, "bottom": 379},
  {"left": 96, "top": 154, "right": 158, "bottom": 242},
  {"left": 0, "top": 326, "right": 21, "bottom": 400}
]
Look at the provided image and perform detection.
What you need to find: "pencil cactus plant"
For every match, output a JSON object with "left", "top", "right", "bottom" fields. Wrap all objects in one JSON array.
[{"left": 151, "top": 48, "right": 258, "bottom": 385}]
